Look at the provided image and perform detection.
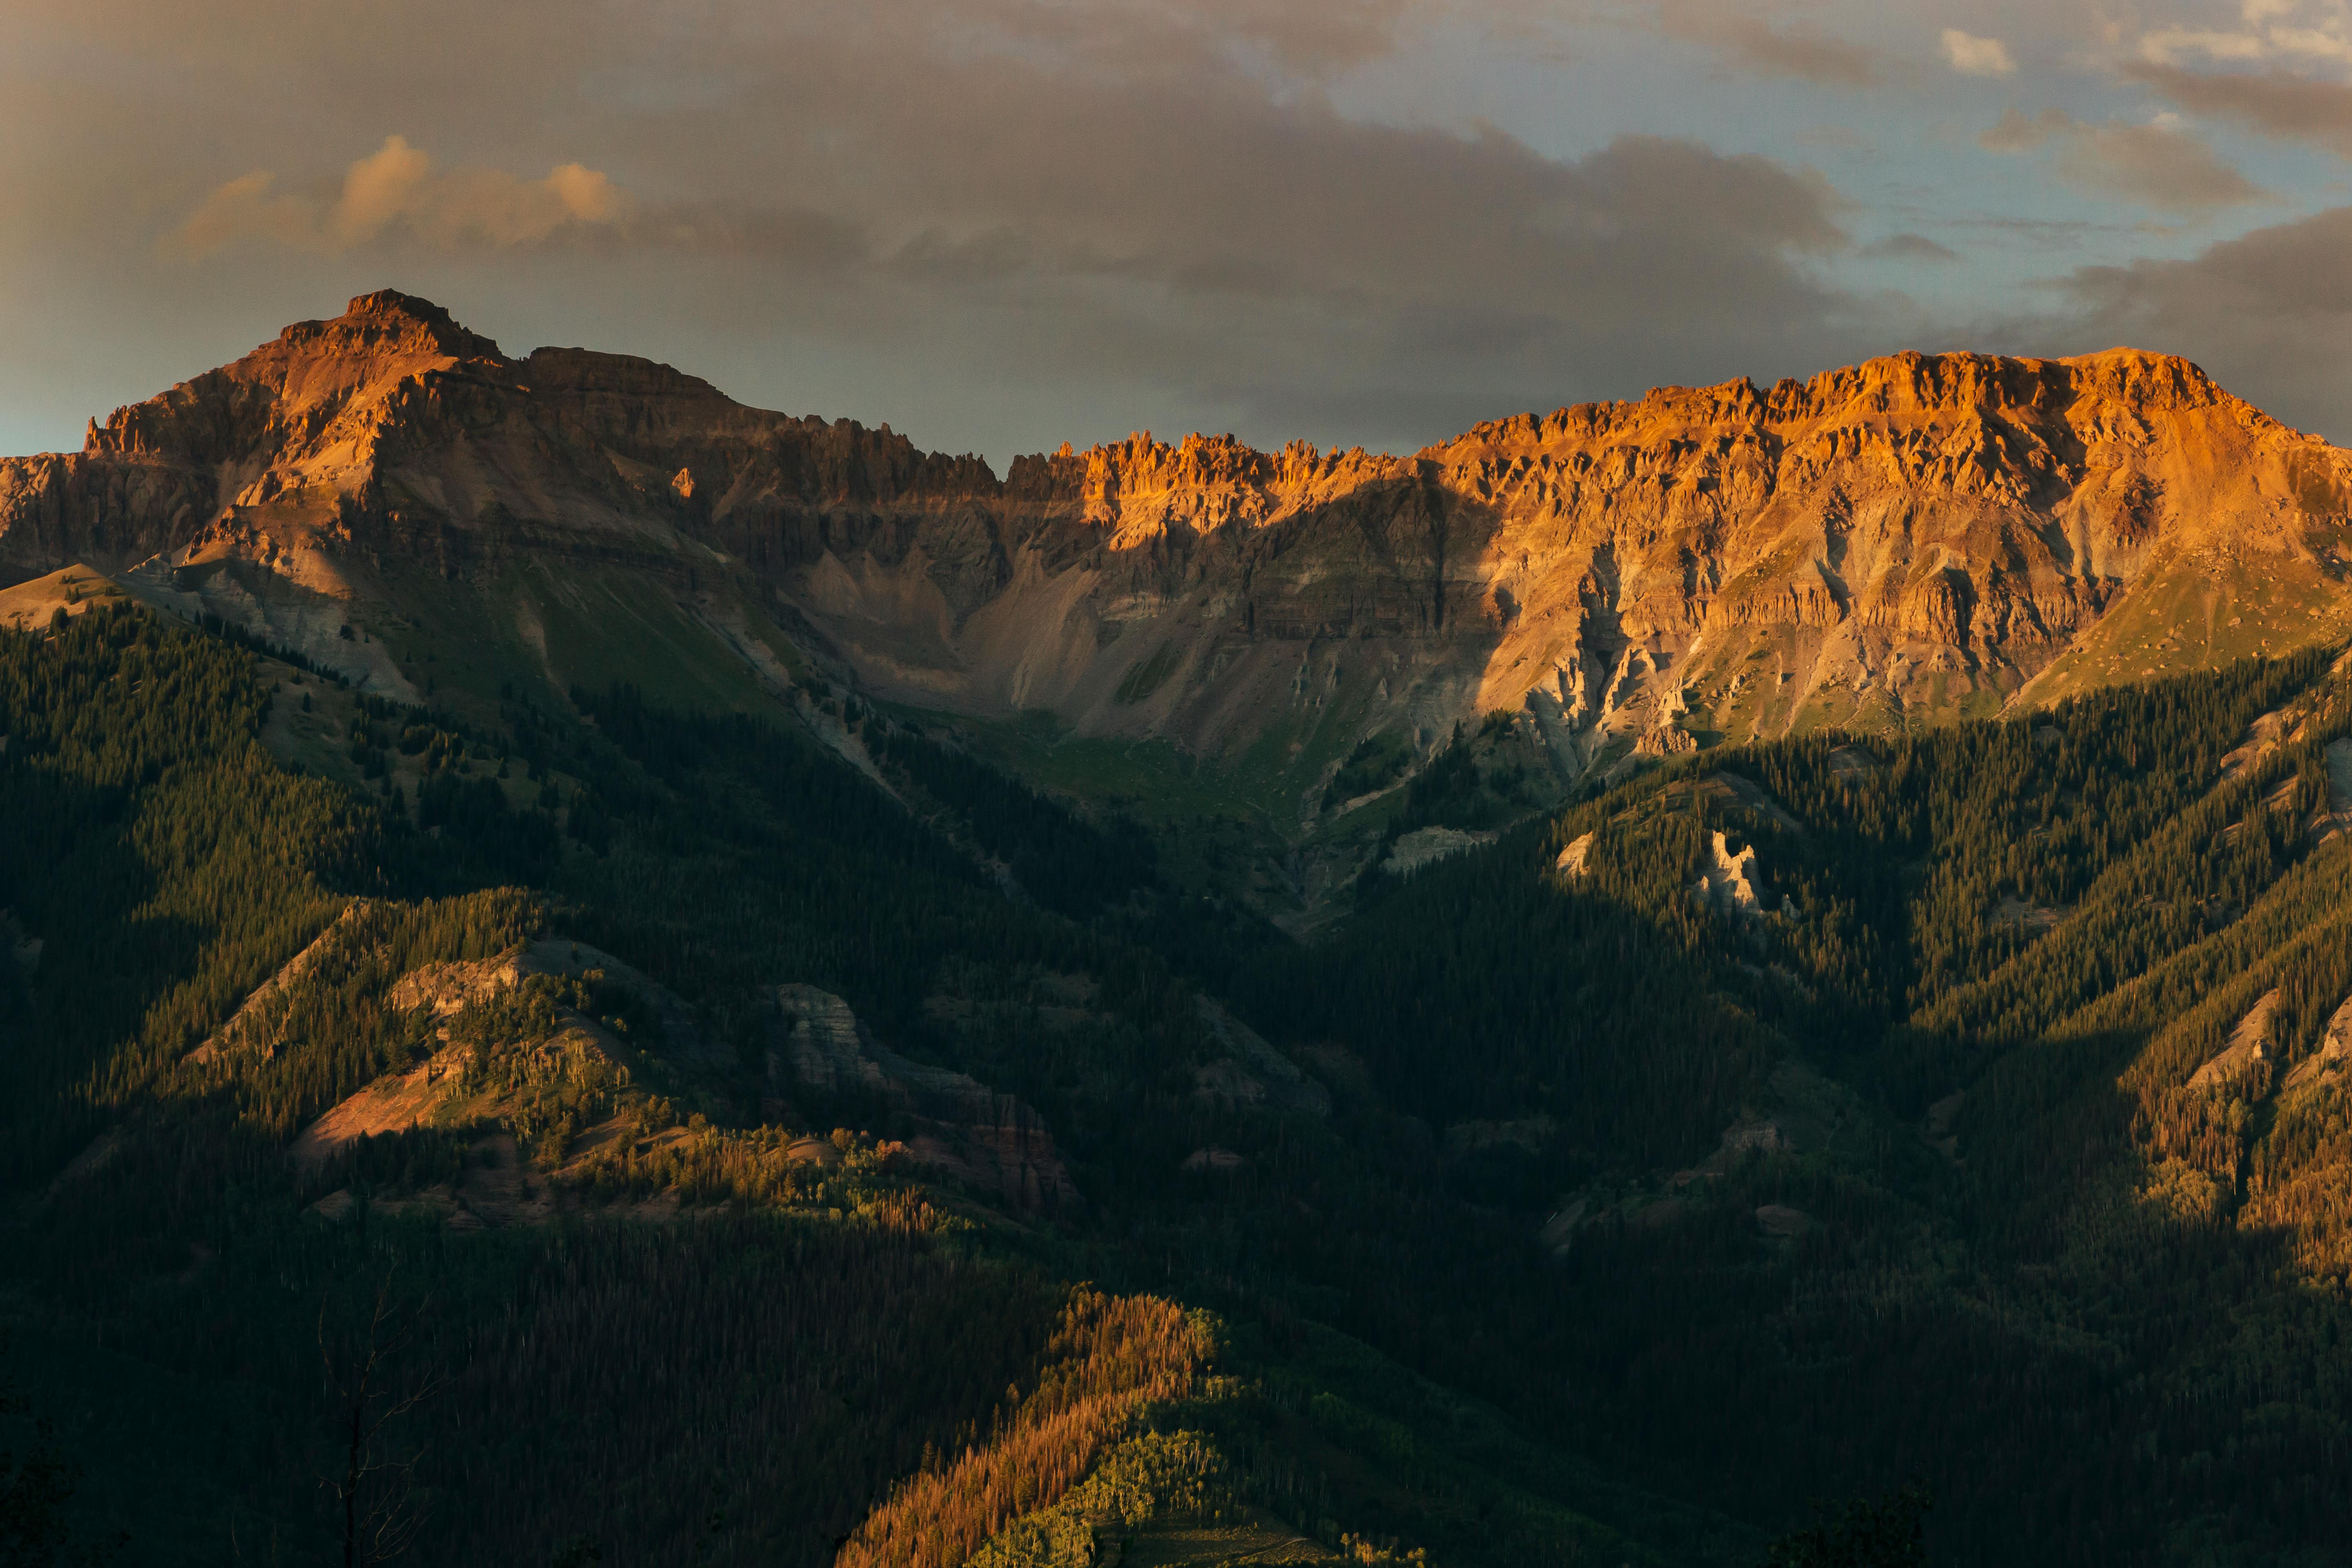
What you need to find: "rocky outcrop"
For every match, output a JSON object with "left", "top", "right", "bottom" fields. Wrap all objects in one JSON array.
[
  {"left": 1692, "top": 833, "right": 1775, "bottom": 922},
  {"left": 765, "top": 983, "right": 1080, "bottom": 1213},
  {"left": 189, "top": 900, "right": 376, "bottom": 1069},
  {"left": 2283, "top": 994, "right": 2352, "bottom": 1094},
  {"left": 10, "top": 291, "right": 2352, "bottom": 775},
  {"left": 2191, "top": 990, "right": 2283, "bottom": 1091},
  {"left": 1381, "top": 825, "right": 1499, "bottom": 876},
  {"left": 1554, "top": 831, "right": 1596, "bottom": 880},
  {"left": 286, "top": 934, "right": 657, "bottom": 1171}
]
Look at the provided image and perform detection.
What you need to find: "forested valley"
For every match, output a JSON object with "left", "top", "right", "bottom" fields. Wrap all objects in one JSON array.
[{"left": 8, "top": 597, "right": 2352, "bottom": 1566}]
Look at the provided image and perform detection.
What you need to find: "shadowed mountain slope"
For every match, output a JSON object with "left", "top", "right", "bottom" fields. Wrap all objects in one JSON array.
[{"left": 13, "top": 549, "right": 2352, "bottom": 1561}]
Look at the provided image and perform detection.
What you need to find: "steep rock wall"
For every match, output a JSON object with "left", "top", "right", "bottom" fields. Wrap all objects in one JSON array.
[{"left": 7, "top": 291, "right": 2349, "bottom": 776}]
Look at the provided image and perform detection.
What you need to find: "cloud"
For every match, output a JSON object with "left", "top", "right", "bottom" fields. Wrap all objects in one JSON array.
[
  {"left": 2125, "top": 61, "right": 2352, "bottom": 157},
  {"left": 1940, "top": 29, "right": 2015, "bottom": 78},
  {"left": 1153, "top": 0, "right": 1418, "bottom": 74},
  {"left": 116, "top": 3, "right": 1884, "bottom": 453},
  {"left": 1860, "top": 232, "right": 1960, "bottom": 261},
  {"left": 2134, "top": 2, "right": 2352, "bottom": 68},
  {"left": 168, "top": 136, "right": 632, "bottom": 258},
  {"left": 2139, "top": 28, "right": 2274, "bottom": 66},
  {"left": 55, "top": 0, "right": 2352, "bottom": 466},
  {"left": 1647, "top": 0, "right": 1884, "bottom": 87},
  {"left": 2047, "top": 203, "right": 2352, "bottom": 438},
  {"left": 800, "top": 15, "right": 1882, "bottom": 441},
  {"left": 330, "top": 135, "right": 434, "bottom": 247},
  {"left": 1980, "top": 107, "right": 2267, "bottom": 212},
  {"left": 168, "top": 172, "right": 321, "bottom": 257}
]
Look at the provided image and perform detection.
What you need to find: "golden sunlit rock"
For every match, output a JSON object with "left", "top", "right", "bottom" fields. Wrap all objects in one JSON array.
[{"left": 6, "top": 293, "right": 2345, "bottom": 776}]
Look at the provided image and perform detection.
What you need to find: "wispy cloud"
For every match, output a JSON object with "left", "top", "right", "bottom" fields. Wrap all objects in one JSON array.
[
  {"left": 1940, "top": 29, "right": 2014, "bottom": 78},
  {"left": 1860, "top": 232, "right": 1960, "bottom": 261},
  {"left": 2125, "top": 60, "right": 2352, "bottom": 157},
  {"left": 1980, "top": 107, "right": 2267, "bottom": 214},
  {"left": 1642, "top": 0, "right": 1885, "bottom": 87},
  {"left": 167, "top": 136, "right": 630, "bottom": 258},
  {"left": 2136, "top": 0, "right": 2352, "bottom": 69}
]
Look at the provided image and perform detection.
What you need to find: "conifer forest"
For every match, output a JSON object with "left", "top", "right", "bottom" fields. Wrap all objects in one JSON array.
[{"left": 7, "top": 586, "right": 2352, "bottom": 1567}]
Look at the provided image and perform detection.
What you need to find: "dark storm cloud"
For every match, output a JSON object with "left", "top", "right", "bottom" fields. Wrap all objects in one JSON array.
[{"left": 2038, "top": 205, "right": 2352, "bottom": 440}]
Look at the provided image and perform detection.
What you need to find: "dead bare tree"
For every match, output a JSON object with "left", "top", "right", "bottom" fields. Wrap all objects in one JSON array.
[{"left": 317, "top": 1276, "right": 444, "bottom": 1568}]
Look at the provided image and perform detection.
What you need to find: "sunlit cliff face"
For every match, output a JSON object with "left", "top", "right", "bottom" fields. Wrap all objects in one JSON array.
[{"left": 8, "top": 293, "right": 2351, "bottom": 792}]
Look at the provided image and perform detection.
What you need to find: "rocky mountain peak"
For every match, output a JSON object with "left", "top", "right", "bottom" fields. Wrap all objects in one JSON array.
[
  {"left": 7, "top": 295, "right": 2352, "bottom": 794},
  {"left": 1436, "top": 348, "right": 2254, "bottom": 461},
  {"left": 1010, "top": 350, "right": 2281, "bottom": 561},
  {"left": 79, "top": 289, "right": 507, "bottom": 473},
  {"left": 314, "top": 289, "right": 504, "bottom": 362}
]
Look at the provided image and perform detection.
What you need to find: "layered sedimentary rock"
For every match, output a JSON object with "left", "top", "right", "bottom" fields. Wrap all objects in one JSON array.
[{"left": 7, "top": 290, "right": 2350, "bottom": 780}]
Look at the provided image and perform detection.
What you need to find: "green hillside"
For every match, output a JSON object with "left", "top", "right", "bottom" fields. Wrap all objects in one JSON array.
[{"left": 9, "top": 598, "right": 2352, "bottom": 1564}]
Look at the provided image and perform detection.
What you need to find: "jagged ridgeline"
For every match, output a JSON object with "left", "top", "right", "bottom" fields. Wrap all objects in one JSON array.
[
  {"left": 19, "top": 286, "right": 2352, "bottom": 951},
  {"left": 11, "top": 290, "right": 2352, "bottom": 906},
  {"left": 17, "top": 586, "right": 2352, "bottom": 1564}
]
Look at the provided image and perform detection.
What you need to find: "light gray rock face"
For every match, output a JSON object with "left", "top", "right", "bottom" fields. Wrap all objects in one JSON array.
[
  {"left": 2190, "top": 989, "right": 2282, "bottom": 1091},
  {"left": 1692, "top": 831, "right": 1768, "bottom": 920},
  {"left": 2286, "top": 993, "right": 2352, "bottom": 1092},
  {"left": 1382, "top": 825, "right": 1498, "bottom": 876},
  {"left": 2319, "top": 737, "right": 2352, "bottom": 838}
]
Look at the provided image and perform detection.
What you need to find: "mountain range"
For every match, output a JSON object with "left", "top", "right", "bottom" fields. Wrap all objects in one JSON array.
[
  {"left": 9, "top": 292, "right": 2352, "bottom": 1566},
  {"left": 9, "top": 289, "right": 2350, "bottom": 795}
]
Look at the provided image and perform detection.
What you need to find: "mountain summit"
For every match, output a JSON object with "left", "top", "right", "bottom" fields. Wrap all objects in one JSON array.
[{"left": 4, "top": 291, "right": 2348, "bottom": 780}]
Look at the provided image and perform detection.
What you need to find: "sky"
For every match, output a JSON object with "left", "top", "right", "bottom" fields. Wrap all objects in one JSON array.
[{"left": 4, "top": 0, "right": 2351, "bottom": 468}]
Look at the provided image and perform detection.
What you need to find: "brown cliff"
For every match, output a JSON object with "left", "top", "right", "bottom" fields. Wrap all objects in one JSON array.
[{"left": 6, "top": 291, "right": 2348, "bottom": 795}]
